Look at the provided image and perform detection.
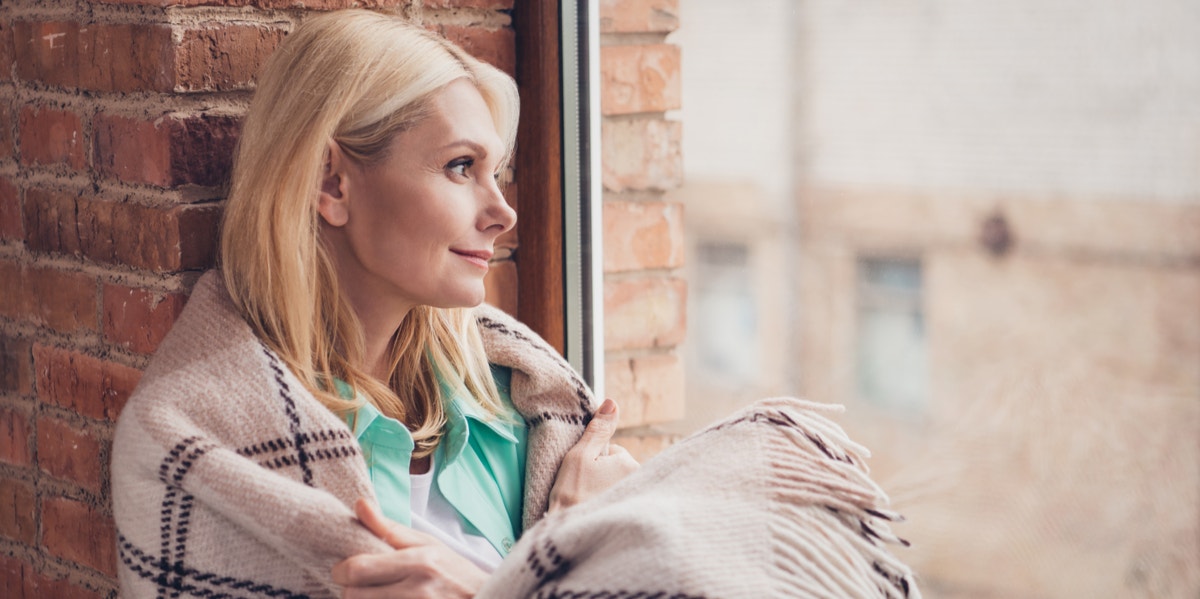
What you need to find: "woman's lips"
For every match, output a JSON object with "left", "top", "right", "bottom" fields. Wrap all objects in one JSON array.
[{"left": 451, "top": 249, "right": 492, "bottom": 269}]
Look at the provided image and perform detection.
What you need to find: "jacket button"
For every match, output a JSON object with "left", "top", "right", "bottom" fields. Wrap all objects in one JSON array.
[{"left": 502, "top": 537, "right": 513, "bottom": 551}]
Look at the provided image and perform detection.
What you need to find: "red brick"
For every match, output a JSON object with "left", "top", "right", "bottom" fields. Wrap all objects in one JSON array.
[
  {"left": 611, "top": 430, "right": 676, "bottom": 462},
  {"left": 600, "top": 0, "right": 679, "bottom": 33},
  {"left": 0, "top": 558, "right": 100, "bottom": 599},
  {"left": 631, "top": 352, "right": 683, "bottom": 423},
  {"left": 23, "top": 190, "right": 221, "bottom": 272},
  {"left": 87, "top": 0, "right": 407, "bottom": 7},
  {"left": 94, "top": 113, "right": 240, "bottom": 187},
  {"left": 604, "top": 276, "right": 686, "bottom": 350},
  {"left": 422, "top": 0, "right": 514, "bottom": 9},
  {"left": 176, "top": 25, "right": 285, "bottom": 91},
  {"left": 12, "top": 21, "right": 175, "bottom": 92},
  {"left": 103, "top": 284, "right": 187, "bottom": 354},
  {"left": 0, "top": 336, "right": 34, "bottom": 395},
  {"left": 0, "top": 409, "right": 31, "bottom": 466},
  {"left": 36, "top": 418, "right": 104, "bottom": 492},
  {"left": 0, "top": 261, "right": 97, "bottom": 334},
  {"left": 22, "top": 188, "right": 81, "bottom": 255},
  {"left": 600, "top": 44, "right": 681, "bottom": 115},
  {"left": 601, "top": 116, "right": 682, "bottom": 191},
  {"left": 23, "top": 570, "right": 103, "bottom": 599},
  {"left": 0, "top": 554, "right": 30, "bottom": 599},
  {"left": 0, "top": 21, "right": 14, "bottom": 82},
  {"left": 18, "top": 106, "right": 86, "bottom": 169},
  {"left": 33, "top": 344, "right": 141, "bottom": 421},
  {"left": 87, "top": 0, "right": 207, "bottom": 5},
  {"left": 92, "top": 115, "right": 169, "bottom": 185},
  {"left": 606, "top": 352, "right": 684, "bottom": 427},
  {"left": 178, "top": 205, "right": 223, "bottom": 269},
  {"left": 41, "top": 496, "right": 117, "bottom": 575},
  {"left": 0, "top": 104, "right": 14, "bottom": 157},
  {"left": 0, "top": 478, "right": 36, "bottom": 544},
  {"left": 170, "top": 115, "right": 243, "bottom": 186},
  {"left": 430, "top": 25, "right": 516, "bottom": 77},
  {"left": 14, "top": 20, "right": 285, "bottom": 92},
  {"left": 0, "top": 178, "right": 20, "bottom": 241},
  {"left": 83, "top": 23, "right": 175, "bottom": 91},
  {"left": 11, "top": 21, "right": 82, "bottom": 88},
  {"left": 603, "top": 200, "right": 684, "bottom": 272}
]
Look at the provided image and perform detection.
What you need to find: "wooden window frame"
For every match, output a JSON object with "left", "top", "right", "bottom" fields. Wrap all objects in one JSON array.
[{"left": 514, "top": 0, "right": 604, "bottom": 393}]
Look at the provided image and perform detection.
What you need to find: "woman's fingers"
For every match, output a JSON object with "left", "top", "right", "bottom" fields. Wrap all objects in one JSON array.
[
  {"left": 333, "top": 538, "right": 489, "bottom": 598},
  {"left": 354, "top": 498, "right": 430, "bottom": 550},
  {"left": 334, "top": 548, "right": 425, "bottom": 587},
  {"left": 336, "top": 498, "right": 487, "bottom": 597},
  {"left": 575, "top": 399, "right": 619, "bottom": 460},
  {"left": 548, "top": 400, "right": 640, "bottom": 512}
]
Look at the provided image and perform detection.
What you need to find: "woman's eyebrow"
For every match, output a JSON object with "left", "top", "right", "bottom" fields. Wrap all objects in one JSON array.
[{"left": 438, "top": 139, "right": 489, "bottom": 158}]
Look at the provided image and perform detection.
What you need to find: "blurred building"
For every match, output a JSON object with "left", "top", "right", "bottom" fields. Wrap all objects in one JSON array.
[{"left": 670, "top": 1, "right": 1200, "bottom": 597}]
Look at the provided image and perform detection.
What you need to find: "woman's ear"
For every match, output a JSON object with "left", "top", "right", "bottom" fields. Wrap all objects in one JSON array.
[{"left": 317, "top": 139, "right": 351, "bottom": 227}]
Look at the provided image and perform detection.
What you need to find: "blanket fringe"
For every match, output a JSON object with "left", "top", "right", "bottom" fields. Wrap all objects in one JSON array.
[{"left": 754, "top": 398, "right": 921, "bottom": 598}]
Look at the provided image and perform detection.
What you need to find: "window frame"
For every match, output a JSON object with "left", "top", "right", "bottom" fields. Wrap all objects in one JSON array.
[{"left": 513, "top": 0, "right": 604, "bottom": 394}]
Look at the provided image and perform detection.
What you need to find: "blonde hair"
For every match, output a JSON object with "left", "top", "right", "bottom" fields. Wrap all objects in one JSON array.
[{"left": 219, "top": 10, "right": 520, "bottom": 458}]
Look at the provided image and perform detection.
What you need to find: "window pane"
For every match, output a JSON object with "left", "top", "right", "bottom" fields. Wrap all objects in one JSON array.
[{"left": 856, "top": 258, "right": 927, "bottom": 412}]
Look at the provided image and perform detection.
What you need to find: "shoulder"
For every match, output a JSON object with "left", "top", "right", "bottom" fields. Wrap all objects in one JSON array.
[
  {"left": 472, "top": 304, "right": 563, "bottom": 376},
  {"left": 114, "top": 271, "right": 328, "bottom": 459}
]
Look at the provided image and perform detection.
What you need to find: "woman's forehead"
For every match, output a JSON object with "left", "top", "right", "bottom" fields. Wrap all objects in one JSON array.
[{"left": 396, "top": 80, "right": 503, "bottom": 158}]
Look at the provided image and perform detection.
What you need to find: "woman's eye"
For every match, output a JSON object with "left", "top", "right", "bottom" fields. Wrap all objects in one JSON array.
[{"left": 447, "top": 158, "right": 473, "bottom": 177}]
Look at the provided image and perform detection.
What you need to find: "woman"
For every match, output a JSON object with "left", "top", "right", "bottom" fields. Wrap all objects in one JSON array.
[
  {"left": 114, "top": 9, "right": 921, "bottom": 599},
  {"left": 112, "top": 10, "right": 637, "bottom": 598}
]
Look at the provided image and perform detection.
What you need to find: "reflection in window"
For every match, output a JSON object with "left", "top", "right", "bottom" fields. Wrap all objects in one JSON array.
[
  {"left": 695, "top": 241, "right": 758, "bottom": 382},
  {"left": 855, "top": 257, "right": 927, "bottom": 412}
]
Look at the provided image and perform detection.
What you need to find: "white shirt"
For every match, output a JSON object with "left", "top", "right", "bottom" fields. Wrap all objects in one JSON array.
[{"left": 409, "top": 456, "right": 504, "bottom": 572}]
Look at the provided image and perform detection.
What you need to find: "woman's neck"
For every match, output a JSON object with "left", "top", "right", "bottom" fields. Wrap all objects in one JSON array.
[{"left": 341, "top": 289, "right": 414, "bottom": 380}]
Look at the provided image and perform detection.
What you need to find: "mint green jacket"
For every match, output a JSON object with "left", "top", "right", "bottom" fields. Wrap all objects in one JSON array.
[{"left": 338, "top": 366, "right": 527, "bottom": 557}]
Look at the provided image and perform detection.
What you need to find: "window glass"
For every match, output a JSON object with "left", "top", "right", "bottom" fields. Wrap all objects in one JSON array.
[{"left": 855, "top": 258, "right": 927, "bottom": 412}]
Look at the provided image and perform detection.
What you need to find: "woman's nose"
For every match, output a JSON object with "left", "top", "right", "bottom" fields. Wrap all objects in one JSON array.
[{"left": 481, "top": 180, "right": 517, "bottom": 234}]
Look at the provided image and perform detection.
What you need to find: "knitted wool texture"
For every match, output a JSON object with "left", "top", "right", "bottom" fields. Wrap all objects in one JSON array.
[
  {"left": 112, "top": 271, "right": 918, "bottom": 598},
  {"left": 479, "top": 398, "right": 920, "bottom": 599},
  {"left": 112, "top": 271, "right": 594, "bottom": 598}
]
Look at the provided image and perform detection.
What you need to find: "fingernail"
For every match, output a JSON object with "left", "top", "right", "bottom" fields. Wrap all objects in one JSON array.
[{"left": 598, "top": 398, "right": 616, "bottom": 415}]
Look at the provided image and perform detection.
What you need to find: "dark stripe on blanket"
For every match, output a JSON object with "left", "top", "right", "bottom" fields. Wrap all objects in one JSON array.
[
  {"left": 476, "top": 317, "right": 595, "bottom": 417},
  {"left": 526, "top": 536, "right": 571, "bottom": 585},
  {"left": 236, "top": 428, "right": 354, "bottom": 457},
  {"left": 261, "top": 346, "right": 314, "bottom": 486},
  {"left": 708, "top": 412, "right": 854, "bottom": 463},
  {"left": 119, "top": 534, "right": 311, "bottom": 599},
  {"left": 254, "top": 444, "right": 361, "bottom": 471},
  {"left": 533, "top": 589, "right": 709, "bottom": 599},
  {"left": 158, "top": 436, "right": 202, "bottom": 485},
  {"left": 157, "top": 487, "right": 179, "bottom": 599},
  {"left": 154, "top": 438, "right": 215, "bottom": 599},
  {"left": 171, "top": 492, "right": 196, "bottom": 599},
  {"left": 704, "top": 409, "right": 915, "bottom": 598},
  {"left": 526, "top": 411, "right": 589, "bottom": 428}
]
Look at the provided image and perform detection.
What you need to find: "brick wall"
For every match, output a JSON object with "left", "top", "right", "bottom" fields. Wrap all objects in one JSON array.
[
  {"left": 598, "top": 0, "right": 686, "bottom": 459},
  {"left": 0, "top": 1, "right": 518, "bottom": 596},
  {"left": 0, "top": 0, "right": 688, "bottom": 593}
]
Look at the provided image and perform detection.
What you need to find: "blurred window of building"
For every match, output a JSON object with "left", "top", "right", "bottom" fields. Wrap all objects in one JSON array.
[
  {"left": 855, "top": 257, "right": 927, "bottom": 412},
  {"left": 694, "top": 240, "right": 759, "bottom": 382}
]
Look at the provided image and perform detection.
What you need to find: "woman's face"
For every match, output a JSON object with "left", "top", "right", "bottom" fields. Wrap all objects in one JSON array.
[{"left": 319, "top": 79, "right": 516, "bottom": 324}]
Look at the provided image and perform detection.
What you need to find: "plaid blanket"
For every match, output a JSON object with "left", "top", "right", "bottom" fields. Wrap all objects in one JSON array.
[
  {"left": 112, "top": 271, "right": 918, "bottom": 598},
  {"left": 112, "top": 271, "right": 592, "bottom": 598}
]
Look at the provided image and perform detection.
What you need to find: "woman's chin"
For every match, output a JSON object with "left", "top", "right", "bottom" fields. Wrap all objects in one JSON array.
[{"left": 430, "top": 288, "right": 488, "bottom": 310}]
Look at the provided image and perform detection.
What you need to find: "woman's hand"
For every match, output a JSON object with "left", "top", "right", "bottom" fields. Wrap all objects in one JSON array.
[
  {"left": 548, "top": 398, "right": 641, "bottom": 512},
  {"left": 332, "top": 499, "right": 489, "bottom": 599}
]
